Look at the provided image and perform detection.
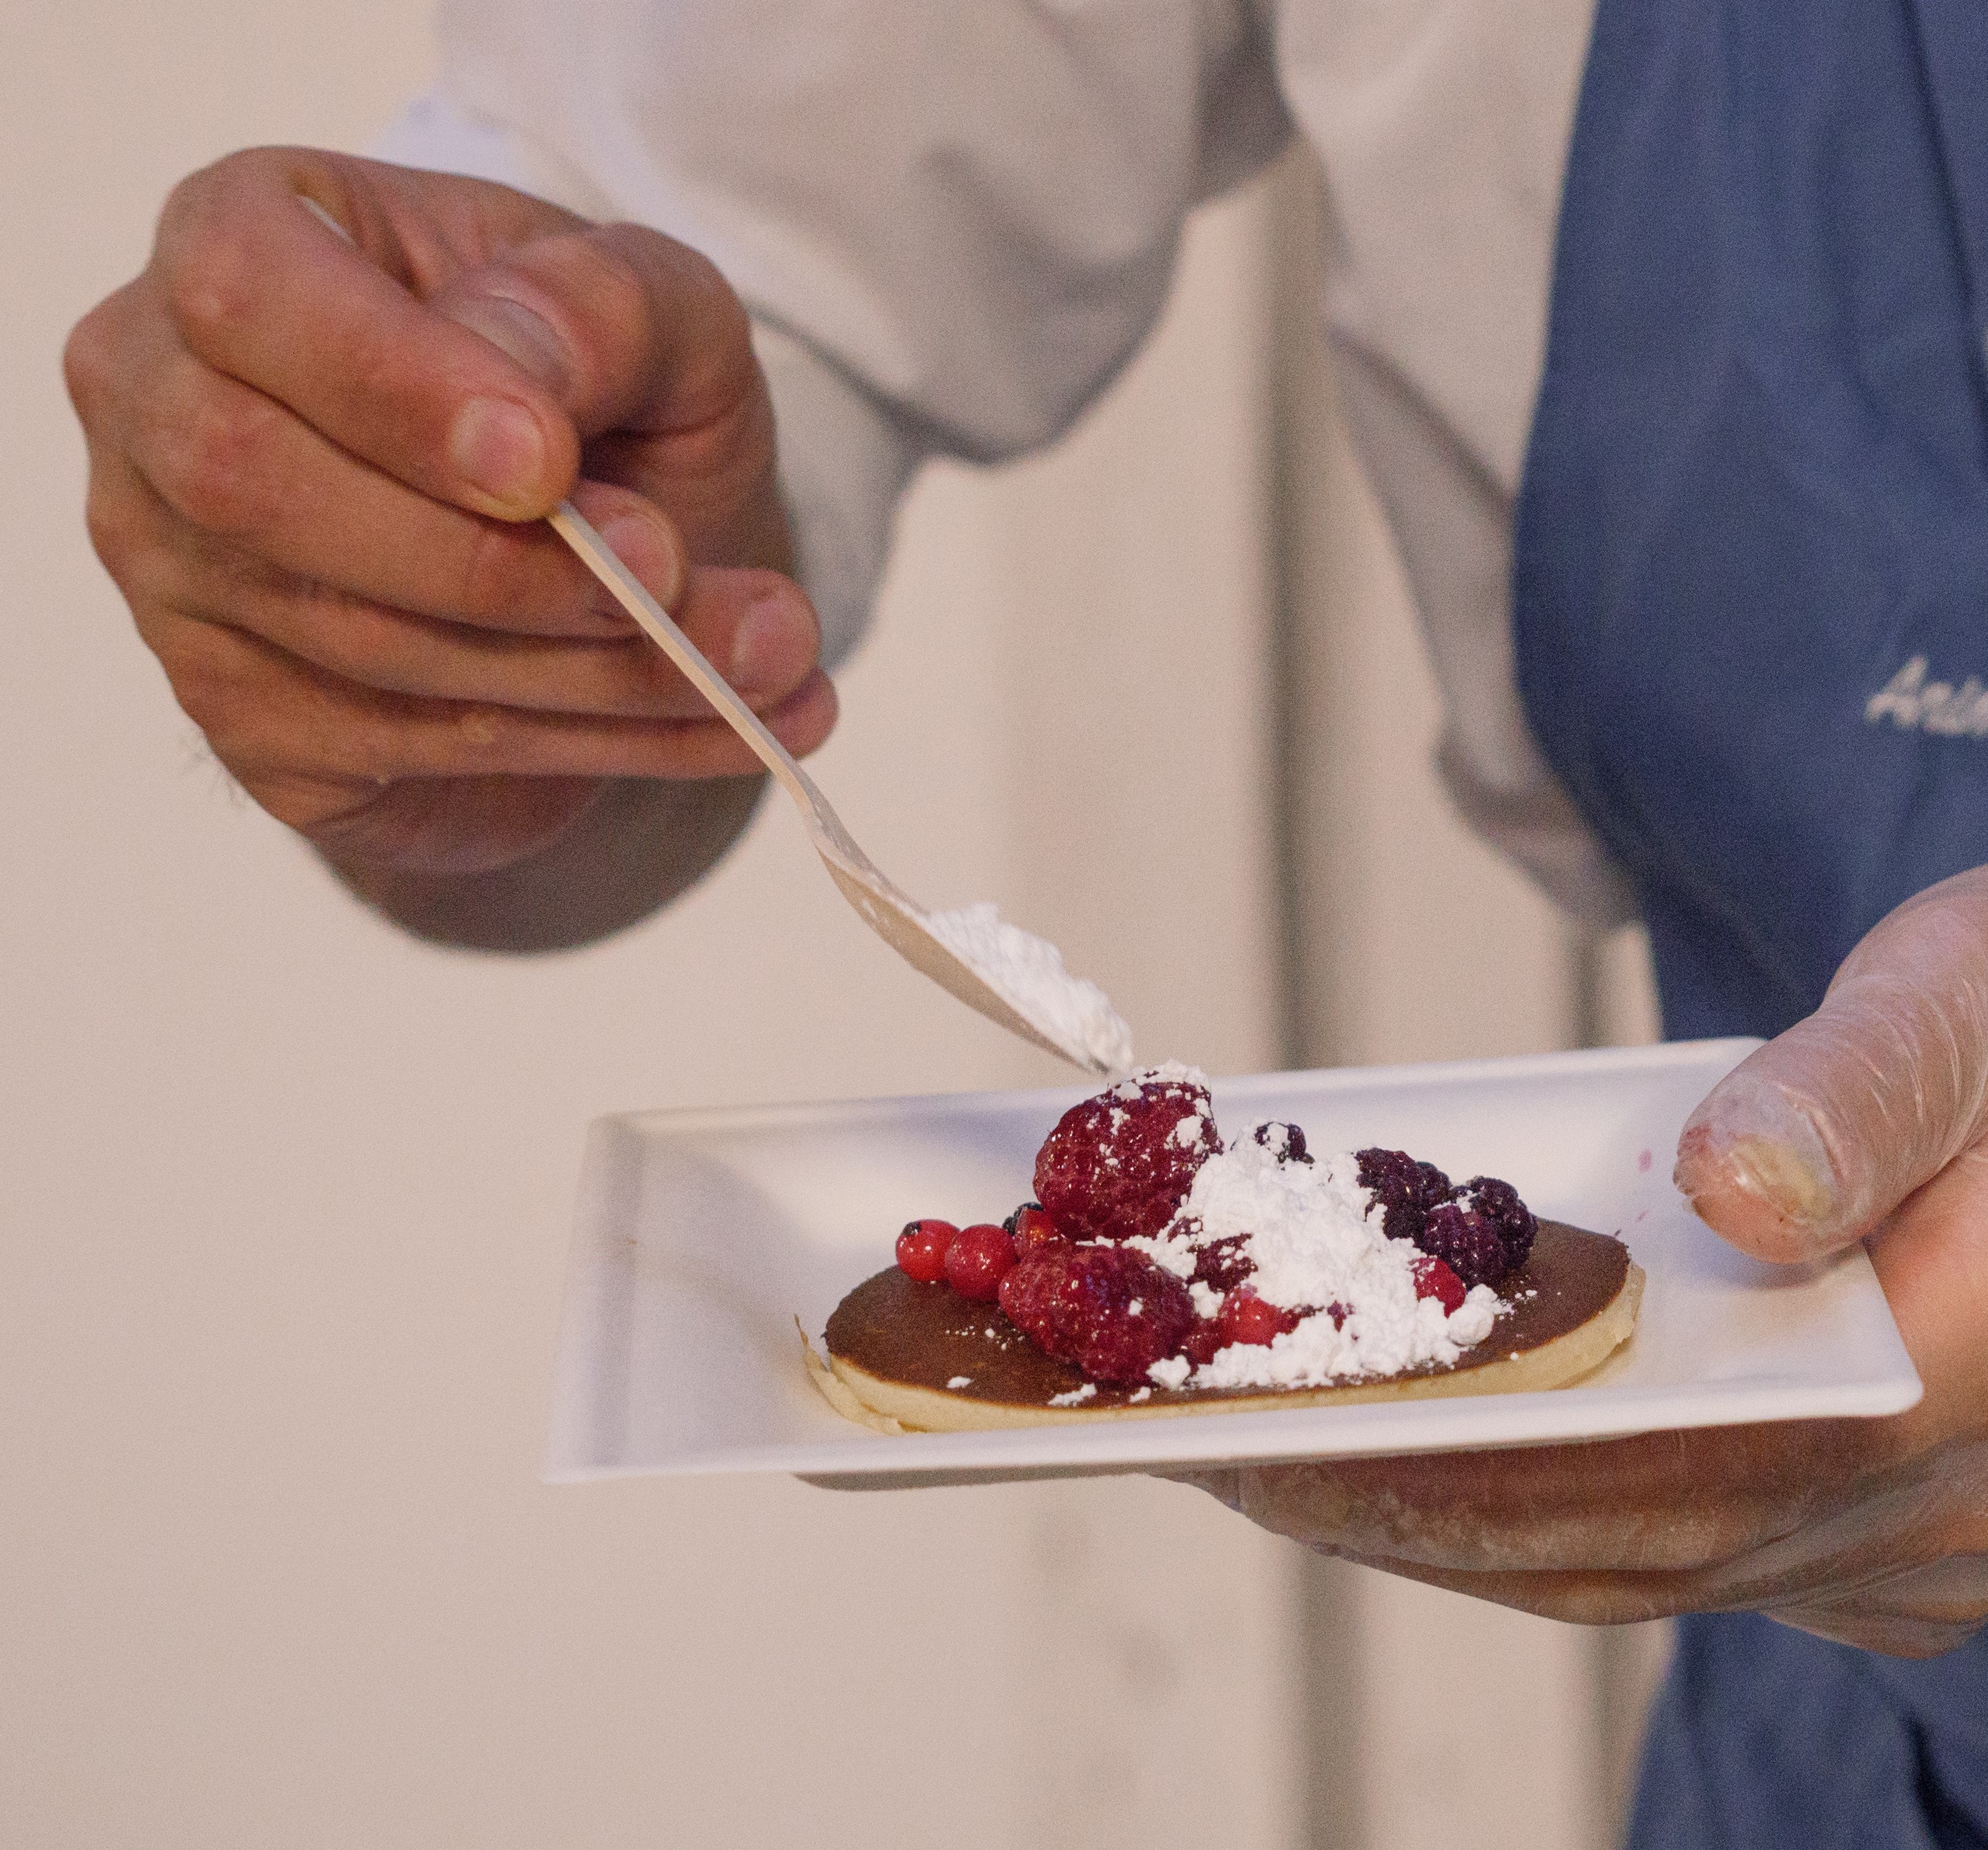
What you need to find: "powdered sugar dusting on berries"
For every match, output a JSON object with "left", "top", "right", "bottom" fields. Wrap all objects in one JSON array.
[
  {"left": 908, "top": 1069, "right": 1528, "bottom": 1399},
  {"left": 1034, "top": 1068, "right": 1216, "bottom": 1244},
  {"left": 1129, "top": 1131, "right": 1503, "bottom": 1390},
  {"left": 1172, "top": 1113, "right": 1212, "bottom": 1149},
  {"left": 922, "top": 902, "right": 1135, "bottom": 1073}
]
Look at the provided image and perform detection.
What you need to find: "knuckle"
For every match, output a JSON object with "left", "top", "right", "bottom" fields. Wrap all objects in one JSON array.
[
  {"left": 150, "top": 391, "right": 282, "bottom": 538},
  {"left": 551, "top": 235, "right": 656, "bottom": 384},
  {"left": 61, "top": 301, "right": 117, "bottom": 421},
  {"left": 679, "top": 242, "right": 753, "bottom": 366},
  {"left": 127, "top": 602, "right": 178, "bottom": 661},
  {"left": 626, "top": 228, "right": 739, "bottom": 331},
  {"left": 164, "top": 240, "right": 247, "bottom": 356},
  {"left": 161, "top": 635, "right": 244, "bottom": 744},
  {"left": 81, "top": 475, "right": 145, "bottom": 578},
  {"left": 158, "top": 151, "right": 248, "bottom": 232},
  {"left": 160, "top": 169, "right": 263, "bottom": 353},
  {"left": 172, "top": 674, "right": 232, "bottom": 743}
]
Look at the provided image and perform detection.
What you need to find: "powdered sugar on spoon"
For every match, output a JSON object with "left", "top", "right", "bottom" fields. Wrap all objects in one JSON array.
[{"left": 922, "top": 902, "right": 1135, "bottom": 1076}]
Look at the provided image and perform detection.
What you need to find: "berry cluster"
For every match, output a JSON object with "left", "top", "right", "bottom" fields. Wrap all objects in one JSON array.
[
  {"left": 893, "top": 1075, "right": 1534, "bottom": 1394},
  {"left": 1354, "top": 1148, "right": 1453, "bottom": 1243},
  {"left": 1356, "top": 1148, "right": 1537, "bottom": 1288}
]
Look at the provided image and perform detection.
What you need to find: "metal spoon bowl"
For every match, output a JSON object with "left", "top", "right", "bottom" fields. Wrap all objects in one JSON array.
[{"left": 549, "top": 505, "right": 1129, "bottom": 1076}]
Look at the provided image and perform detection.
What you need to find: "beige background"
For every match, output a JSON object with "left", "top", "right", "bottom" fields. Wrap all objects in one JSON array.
[{"left": 2, "top": 5, "right": 1664, "bottom": 1847}]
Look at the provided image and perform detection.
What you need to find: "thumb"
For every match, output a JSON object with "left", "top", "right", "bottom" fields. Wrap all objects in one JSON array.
[
  {"left": 424, "top": 220, "right": 762, "bottom": 445},
  {"left": 1675, "top": 868, "right": 1988, "bottom": 1260}
]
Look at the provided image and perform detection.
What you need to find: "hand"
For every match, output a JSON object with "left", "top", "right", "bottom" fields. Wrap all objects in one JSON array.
[
  {"left": 64, "top": 147, "right": 835, "bottom": 886},
  {"left": 1184, "top": 870, "right": 1988, "bottom": 1657}
]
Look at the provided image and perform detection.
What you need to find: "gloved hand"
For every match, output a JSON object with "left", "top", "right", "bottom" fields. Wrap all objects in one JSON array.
[{"left": 1185, "top": 868, "right": 1988, "bottom": 1657}]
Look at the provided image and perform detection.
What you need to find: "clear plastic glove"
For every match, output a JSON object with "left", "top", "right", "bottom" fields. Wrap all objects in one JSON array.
[{"left": 1182, "top": 868, "right": 1988, "bottom": 1657}]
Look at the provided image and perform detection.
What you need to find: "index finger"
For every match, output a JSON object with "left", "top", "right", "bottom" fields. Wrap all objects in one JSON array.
[{"left": 155, "top": 148, "right": 583, "bottom": 521}]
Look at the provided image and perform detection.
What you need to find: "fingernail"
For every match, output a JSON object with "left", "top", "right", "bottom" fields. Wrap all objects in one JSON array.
[
  {"left": 1722, "top": 1132, "right": 1838, "bottom": 1225},
  {"left": 449, "top": 397, "right": 546, "bottom": 511},
  {"left": 1675, "top": 1097, "right": 1843, "bottom": 1259},
  {"left": 442, "top": 295, "right": 573, "bottom": 395},
  {"left": 598, "top": 512, "right": 684, "bottom": 612},
  {"left": 730, "top": 590, "right": 799, "bottom": 692}
]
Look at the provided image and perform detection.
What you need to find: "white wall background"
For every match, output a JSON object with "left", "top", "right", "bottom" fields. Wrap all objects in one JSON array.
[{"left": 1, "top": 6, "right": 1664, "bottom": 1847}]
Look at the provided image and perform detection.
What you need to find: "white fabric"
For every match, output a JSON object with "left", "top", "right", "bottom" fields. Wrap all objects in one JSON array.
[{"left": 373, "top": 0, "right": 1635, "bottom": 923}]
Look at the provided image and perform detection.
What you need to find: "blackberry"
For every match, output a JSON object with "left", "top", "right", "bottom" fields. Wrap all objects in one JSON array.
[
  {"left": 1250, "top": 1121, "right": 1312, "bottom": 1164},
  {"left": 1356, "top": 1147, "right": 1453, "bottom": 1242},
  {"left": 1416, "top": 1201, "right": 1510, "bottom": 1289},
  {"left": 1459, "top": 1176, "right": 1537, "bottom": 1271}
]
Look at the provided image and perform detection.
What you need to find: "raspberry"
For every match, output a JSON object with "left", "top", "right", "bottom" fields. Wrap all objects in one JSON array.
[
  {"left": 1178, "top": 1320, "right": 1226, "bottom": 1368},
  {"left": 1216, "top": 1289, "right": 1303, "bottom": 1350},
  {"left": 1410, "top": 1254, "right": 1468, "bottom": 1315},
  {"left": 1250, "top": 1121, "right": 1312, "bottom": 1163},
  {"left": 1191, "top": 1233, "right": 1254, "bottom": 1293},
  {"left": 1416, "top": 1202, "right": 1509, "bottom": 1289},
  {"left": 1033, "top": 1071, "right": 1218, "bottom": 1243},
  {"left": 1004, "top": 1202, "right": 1064, "bottom": 1257},
  {"left": 997, "top": 1244, "right": 1195, "bottom": 1385},
  {"left": 895, "top": 1218, "right": 957, "bottom": 1284},
  {"left": 945, "top": 1222, "right": 1019, "bottom": 1301},
  {"left": 1356, "top": 1148, "right": 1452, "bottom": 1242},
  {"left": 1459, "top": 1176, "right": 1537, "bottom": 1270}
]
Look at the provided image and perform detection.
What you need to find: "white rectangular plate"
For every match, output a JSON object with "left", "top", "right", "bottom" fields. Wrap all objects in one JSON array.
[{"left": 544, "top": 1039, "right": 1920, "bottom": 1484}]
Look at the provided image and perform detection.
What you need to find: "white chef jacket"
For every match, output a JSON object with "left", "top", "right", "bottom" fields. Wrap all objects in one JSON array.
[{"left": 373, "top": 0, "right": 1633, "bottom": 924}]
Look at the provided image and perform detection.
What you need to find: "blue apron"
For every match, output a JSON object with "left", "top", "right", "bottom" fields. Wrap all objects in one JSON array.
[{"left": 1512, "top": 0, "right": 1988, "bottom": 1841}]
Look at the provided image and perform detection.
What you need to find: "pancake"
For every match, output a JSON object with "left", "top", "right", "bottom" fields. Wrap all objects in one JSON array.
[{"left": 808, "top": 1220, "right": 1642, "bottom": 1433}]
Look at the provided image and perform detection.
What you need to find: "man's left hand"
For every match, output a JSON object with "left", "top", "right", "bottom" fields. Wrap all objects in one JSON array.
[{"left": 1185, "top": 869, "right": 1988, "bottom": 1658}]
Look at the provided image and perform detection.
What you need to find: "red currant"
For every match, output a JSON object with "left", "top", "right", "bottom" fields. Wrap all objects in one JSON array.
[
  {"left": 895, "top": 1218, "right": 957, "bottom": 1284},
  {"left": 945, "top": 1223, "right": 1020, "bottom": 1301}
]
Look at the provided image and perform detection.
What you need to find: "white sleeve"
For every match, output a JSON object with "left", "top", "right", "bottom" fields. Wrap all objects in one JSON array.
[{"left": 371, "top": 3, "right": 1287, "bottom": 668}]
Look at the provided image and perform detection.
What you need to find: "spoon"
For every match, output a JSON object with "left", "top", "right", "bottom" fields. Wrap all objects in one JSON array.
[
  {"left": 548, "top": 505, "right": 1129, "bottom": 1075},
  {"left": 293, "top": 196, "right": 1129, "bottom": 1073}
]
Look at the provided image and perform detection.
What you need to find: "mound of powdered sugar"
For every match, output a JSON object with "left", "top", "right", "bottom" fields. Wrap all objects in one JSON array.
[
  {"left": 1131, "top": 1131, "right": 1501, "bottom": 1391},
  {"left": 922, "top": 901, "right": 1135, "bottom": 1074}
]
